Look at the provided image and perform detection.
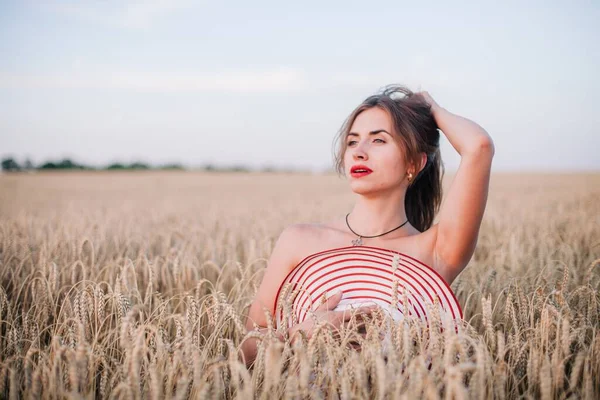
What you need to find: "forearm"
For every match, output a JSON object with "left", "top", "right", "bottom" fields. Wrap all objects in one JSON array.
[{"left": 433, "top": 107, "right": 494, "bottom": 157}]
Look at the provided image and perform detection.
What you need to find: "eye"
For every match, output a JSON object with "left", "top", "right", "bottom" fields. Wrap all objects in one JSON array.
[{"left": 347, "top": 138, "right": 385, "bottom": 146}]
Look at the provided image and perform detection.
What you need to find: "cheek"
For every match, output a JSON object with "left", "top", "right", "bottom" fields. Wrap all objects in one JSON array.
[
  {"left": 343, "top": 151, "right": 352, "bottom": 167},
  {"left": 381, "top": 156, "right": 407, "bottom": 183},
  {"left": 381, "top": 149, "right": 403, "bottom": 169}
]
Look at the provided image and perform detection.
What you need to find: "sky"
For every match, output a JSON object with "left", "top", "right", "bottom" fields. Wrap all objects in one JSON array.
[{"left": 0, "top": 0, "right": 599, "bottom": 172}]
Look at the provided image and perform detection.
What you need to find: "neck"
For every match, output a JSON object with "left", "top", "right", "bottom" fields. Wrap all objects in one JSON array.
[{"left": 347, "top": 189, "right": 409, "bottom": 237}]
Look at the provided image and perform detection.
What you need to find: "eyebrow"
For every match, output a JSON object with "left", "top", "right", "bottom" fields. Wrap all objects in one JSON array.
[{"left": 346, "top": 129, "right": 391, "bottom": 138}]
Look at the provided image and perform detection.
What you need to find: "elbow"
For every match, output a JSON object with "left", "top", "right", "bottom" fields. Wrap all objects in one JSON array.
[
  {"left": 477, "top": 130, "right": 495, "bottom": 156},
  {"left": 465, "top": 136, "right": 495, "bottom": 158},
  {"left": 480, "top": 136, "right": 495, "bottom": 157}
]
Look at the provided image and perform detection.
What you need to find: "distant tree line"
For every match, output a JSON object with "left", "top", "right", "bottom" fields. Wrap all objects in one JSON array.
[
  {"left": 1, "top": 157, "right": 310, "bottom": 173},
  {"left": 0, "top": 157, "right": 184, "bottom": 172}
]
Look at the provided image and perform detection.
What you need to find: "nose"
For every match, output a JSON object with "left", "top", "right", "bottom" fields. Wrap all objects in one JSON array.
[{"left": 352, "top": 141, "right": 368, "bottom": 161}]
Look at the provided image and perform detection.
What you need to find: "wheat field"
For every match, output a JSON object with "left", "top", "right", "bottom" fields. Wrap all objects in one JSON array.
[{"left": 0, "top": 171, "right": 599, "bottom": 399}]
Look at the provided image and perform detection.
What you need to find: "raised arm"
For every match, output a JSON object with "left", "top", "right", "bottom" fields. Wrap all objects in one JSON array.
[{"left": 419, "top": 92, "right": 495, "bottom": 285}]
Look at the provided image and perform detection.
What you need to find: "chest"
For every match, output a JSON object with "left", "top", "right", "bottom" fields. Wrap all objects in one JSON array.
[{"left": 275, "top": 244, "right": 462, "bottom": 331}]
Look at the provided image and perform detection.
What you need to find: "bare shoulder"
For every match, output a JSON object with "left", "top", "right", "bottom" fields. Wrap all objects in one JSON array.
[
  {"left": 282, "top": 222, "right": 333, "bottom": 259},
  {"left": 384, "top": 224, "right": 438, "bottom": 268},
  {"left": 281, "top": 222, "right": 318, "bottom": 240},
  {"left": 278, "top": 222, "right": 321, "bottom": 255}
]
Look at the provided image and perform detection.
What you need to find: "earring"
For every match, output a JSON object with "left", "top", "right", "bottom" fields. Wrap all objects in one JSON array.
[{"left": 407, "top": 173, "right": 413, "bottom": 183}]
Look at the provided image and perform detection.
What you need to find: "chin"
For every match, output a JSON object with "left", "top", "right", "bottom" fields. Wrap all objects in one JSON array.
[{"left": 348, "top": 181, "right": 379, "bottom": 195}]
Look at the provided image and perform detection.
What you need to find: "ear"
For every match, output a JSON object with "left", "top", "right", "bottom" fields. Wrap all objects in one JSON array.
[
  {"left": 410, "top": 153, "right": 428, "bottom": 175},
  {"left": 418, "top": 152, "right": 427, "bottom": 174}
]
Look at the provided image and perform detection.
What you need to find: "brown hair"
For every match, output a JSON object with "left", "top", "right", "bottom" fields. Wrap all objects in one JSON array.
[{"left": 332, "top": 84, "right": 444, "bottom": 232}]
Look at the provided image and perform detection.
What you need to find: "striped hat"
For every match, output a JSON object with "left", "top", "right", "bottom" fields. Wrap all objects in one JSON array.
[{"left": 274, "top": 245, "right": 463, "bottom": 333}]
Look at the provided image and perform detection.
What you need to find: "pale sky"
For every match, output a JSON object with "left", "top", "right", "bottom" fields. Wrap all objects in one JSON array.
[{"left": 1, "top": 0, "right": 599, "bottom": 172}]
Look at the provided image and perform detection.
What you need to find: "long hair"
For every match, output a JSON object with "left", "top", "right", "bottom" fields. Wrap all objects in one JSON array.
[{"left": 332, "top": 84, "right": 444, "bottom": 232}]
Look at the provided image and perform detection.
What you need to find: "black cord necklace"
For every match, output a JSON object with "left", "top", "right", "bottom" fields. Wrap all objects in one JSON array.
[{"left": 345, "top": 212, "right": 409, "bottom": 246}]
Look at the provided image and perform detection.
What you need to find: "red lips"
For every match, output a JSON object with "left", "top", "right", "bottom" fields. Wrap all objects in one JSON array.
[
  {"left": 350, "top": 164, "right": 373, "bottom": 178},
  {"left": 350, "top": 165, "right": 372, "bottom": 173}
]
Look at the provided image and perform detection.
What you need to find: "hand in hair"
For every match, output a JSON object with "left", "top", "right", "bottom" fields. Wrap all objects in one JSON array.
[{"left": 416, "top": 91, "right": 442, "bottom": 116}]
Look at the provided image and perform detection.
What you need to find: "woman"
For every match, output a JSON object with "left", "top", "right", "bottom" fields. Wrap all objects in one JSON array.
[{"left": 240, "top": 84, "right": 494, "bottom": 368}]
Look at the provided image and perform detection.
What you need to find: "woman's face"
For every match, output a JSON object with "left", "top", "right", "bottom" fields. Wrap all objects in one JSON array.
[{"left": 343, "top": 107, "right": 409, "bottom": 195}]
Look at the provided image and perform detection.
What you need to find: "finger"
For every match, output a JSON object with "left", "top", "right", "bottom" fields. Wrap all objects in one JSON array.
[
  {"left": 357, "top": 306, "right": 381, "bottom": 320},
  {"left": 341, "top": 308, "right": 369, "bottom": 322},
  {"left": 344, "top": 318, "right": 368, "bottom": 331},
  {"left": 336, "top": 304, "right": 375, "bottom": 321},
  {"left": 315, "top": 290, "right": 344, "bottom": 311},
  {"left": 358, "top": 305, "right": 379, "bottom": 314}
]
